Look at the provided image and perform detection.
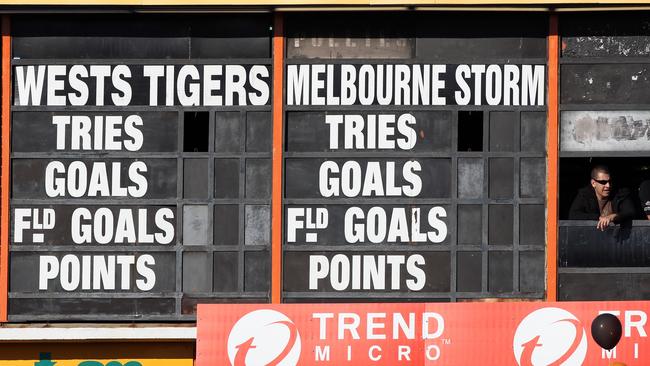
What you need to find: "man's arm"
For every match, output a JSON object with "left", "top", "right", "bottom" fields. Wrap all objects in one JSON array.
[
  {"left": 594, "top": 192, "right": 636, "bottom": 231},
  {"left": 597, "top": 213, "right": 617, "bottom": 231}
]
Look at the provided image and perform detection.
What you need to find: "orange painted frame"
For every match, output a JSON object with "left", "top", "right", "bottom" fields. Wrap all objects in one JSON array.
[
  {"left": 271, "top": 12, "right": 284, "bottom": 304},
  {"left": 0, "top": 15, "right": 10, "bottom": 321},
  {"left": 546, "top": 14, "right": 559, "bottom": 302}
]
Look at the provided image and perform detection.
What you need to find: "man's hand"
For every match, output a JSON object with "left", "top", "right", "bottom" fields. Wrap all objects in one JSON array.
[{"left": 597, "top": 213, "right": 617, "bottom": 231}]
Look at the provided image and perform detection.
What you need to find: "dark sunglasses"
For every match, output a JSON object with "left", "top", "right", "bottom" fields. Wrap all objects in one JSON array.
[{"left": 593, "top": 179, "right": 611, "bottom": 185}]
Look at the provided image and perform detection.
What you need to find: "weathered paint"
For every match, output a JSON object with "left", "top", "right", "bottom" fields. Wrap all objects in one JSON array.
[{"left": 561, "top": 111, "right": 650, "bottom": 151}]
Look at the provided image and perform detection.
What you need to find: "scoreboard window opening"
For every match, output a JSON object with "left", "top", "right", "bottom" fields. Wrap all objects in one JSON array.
[
  {"left": 558, "top": 12, "right": 650, "bottom": 300},
  {"left": 458, "top": 111, "right": 483, "bottom": 152},
  {"left": 183, "top": 112, "right": 209, "bottom": 153}
]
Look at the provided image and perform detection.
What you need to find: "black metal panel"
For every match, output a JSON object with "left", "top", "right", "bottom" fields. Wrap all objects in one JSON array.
[
  {"left": 12, "top": 111, "right": 178, "bottom": 153},
  {"left": 183, "top": 252, "right": 212, "bottom": 293},
  {"left": 559, "top": 222, "right": 650, "bottom": 267},
  {"left": 10, "top": 251, "right": 176, "bottom": 293},
  {"left": 283, "top": 251, "right": 450, "bottom": 292},
  {"left": 489, "top": 112, "right": 516, "bottom": 152},
  {"left": 13, "top": 14, "right": 189, "bottom": 59},
  {"left": 184, "top": 159, "right": 209, "bottom": 199},
  {"left": 11, "top": 205, "right": 176, "bottom": 245},
  {"left": 13, "top": 14, "right": 271, "bottom": 59},
  {"left": 415, "top": 13, "right": 547, "bottom": 61},
  {"left": 559, "top": 272, "right": 650, "bottom": 301},
  {"left": 284, "top": 63, "right": 544, "bottom": 107},
  {"left": 214, "top": 159, "right": 240, "bottom": 199},
  {"left": 457, "top": 251, "right": 481, "bottom": 292},
  {"left": 9, "top": 297, "right": 176, "bottom": 317},
  {"left": 285, "top": 204, "right": 450, "bottom": 246},
  {"left": 521, "top": 111, "right": 546, "bottom": 152},
  {"left": 489, "top": 158, "right": 514, "bottom": 199},
  {"left": 246, "top": 112, "right": 273, "bottom": 153},
  {"left": 561, "top": 12, "right": 650, "bottom": 58},
  {"left": 285, "top": 12, "right": 414, "bottom": 59},
  {"left": 520, "top": 158, "right": 545, "bottom": 198},
  {"left": 520, "top": 204, "right": 545, "bottom": 246},
  {"left": 285, "top": 158, "right": 451, "bottom": 199},
  {"left": 13, "top": 64, "right": 272, "bottom": 107},
  {"left": 488, "top": 251, "right": 513, "bottom": 292},
  {"left": 12, "top": 158, "right": 177, "bottom": 199},
  {"left": 244, "top": 250, "right": 271, "bottom": 292},
  {"left": 457, "top": 205, "right": 482, "bottom": 245},
  {"left": 215, "top": 112, "right": 241, "bottom": 153},
  {"left": 214, "top": 205, "right": 239, "bottom": 245},
  {"left": 285, "top": 12, "right": 547, "bottom": 61},
  {"left": 245, "top": 205, "right": 271, "bottom": 246},
  {"left": 488, "top": 204, "right": 513, "bottom": 245},
  {"left": 213, "top": 252, "right": 238, "bottom": 292},
  {"left": 189, "top": 14, "right": 272, "bottom": 59},
  {"left": 520, "top": 251, "right": 544, "bottom": 293},
  {"left": 245, "top": 159, "right": 272, "bottom": 199},
  {"left": 457, "top": 158, "right": 484, "bottom": 199},
  {"left": 286, "top": 111, "right": 452, "bottom": 153},
  {"left": 561, "top": 64, "right": 650, "bottom": 105}
]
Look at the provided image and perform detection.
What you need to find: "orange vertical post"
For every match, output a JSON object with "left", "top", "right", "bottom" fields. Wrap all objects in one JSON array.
[
  {"left": 271, "top": 12, "right": 284, "bottom": 304},
  {"left": 546, "top": 13, "right": 559, "bottom": 302},
  {"left": 0, "top": 15, "right": 10, "bottom": 321}
]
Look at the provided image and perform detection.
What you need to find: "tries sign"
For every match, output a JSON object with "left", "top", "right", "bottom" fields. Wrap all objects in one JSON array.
[{"left": 197, "top": 301, "right": 650, "bottom": 365}]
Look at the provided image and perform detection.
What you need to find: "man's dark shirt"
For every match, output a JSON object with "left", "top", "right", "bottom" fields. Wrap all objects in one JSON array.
[{"left": 569, "top": 186, "right": 636, "bottom": 222}]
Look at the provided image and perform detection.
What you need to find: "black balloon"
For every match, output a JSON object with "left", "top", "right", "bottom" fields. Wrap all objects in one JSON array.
[{"left": 591, "top": 313, "right": 622, "bottom": 350}]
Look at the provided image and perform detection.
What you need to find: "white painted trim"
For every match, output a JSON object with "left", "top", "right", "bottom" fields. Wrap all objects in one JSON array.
[{"left": 0, "top": 327, "right": 196, "bottom": 341}]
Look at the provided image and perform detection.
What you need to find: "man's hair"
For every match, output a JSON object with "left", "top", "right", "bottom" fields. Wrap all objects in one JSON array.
[{"left": 591, "top": 165, "right": 610, "bottom": 180}]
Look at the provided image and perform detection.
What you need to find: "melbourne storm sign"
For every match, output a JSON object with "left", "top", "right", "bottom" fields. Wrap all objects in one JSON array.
[
  {"left": 282, "top": 63, "right": 545, "bottom": 298},
  {"left": 287, "top": 64, "right": 545, "bottom": 106}
]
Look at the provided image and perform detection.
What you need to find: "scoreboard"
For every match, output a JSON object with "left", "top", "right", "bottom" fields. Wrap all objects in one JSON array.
[
  {"left": 7, "top": 12, "right": 548, "bottom": 320},
  {"left": 8, "top": 14, "right": 273, "bottom": 320},
  {"left": 281, "top": 13, "right": 548, "bottom": 302}
]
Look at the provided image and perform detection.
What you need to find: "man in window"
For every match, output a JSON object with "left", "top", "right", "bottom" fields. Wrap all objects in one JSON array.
[{"left": 569, "top": 165, "right": 636, "bottom": 230}]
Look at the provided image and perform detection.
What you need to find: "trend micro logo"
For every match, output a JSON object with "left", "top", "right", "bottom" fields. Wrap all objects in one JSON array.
[
  {"left": 513, "top": 307, "right": 588, "bottom": 366},
  {"left": 227, "top": 309, "right": 301, "bottom": 366}
]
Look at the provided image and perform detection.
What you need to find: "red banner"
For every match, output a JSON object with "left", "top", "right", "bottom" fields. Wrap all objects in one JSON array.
[{"left": 197, "top": 301, "right": 650, "bottom": 365}]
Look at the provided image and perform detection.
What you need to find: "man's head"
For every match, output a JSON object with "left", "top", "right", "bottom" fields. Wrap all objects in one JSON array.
[{"left": 591, "top": 165, "right": 611, "bottom": 199}]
